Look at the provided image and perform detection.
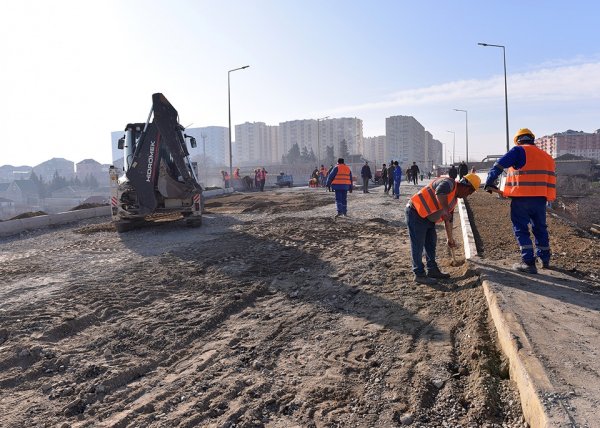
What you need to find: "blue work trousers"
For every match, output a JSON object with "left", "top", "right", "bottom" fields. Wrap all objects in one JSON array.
[
  {"left": 510, "top": 197, "right": 550, "bottom": 264},
  {"left": 393, "top": 180, "right": 401, "bottom": 199},
  {"left": 405, "top": 205, "right": 438, "bottom": 274},
  {"left": 334, "top": 190, "right": 348, "bottom": 215}
]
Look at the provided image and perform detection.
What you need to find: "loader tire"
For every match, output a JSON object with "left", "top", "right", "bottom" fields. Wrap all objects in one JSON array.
[
  {"left": 115, "top": 219, "right": 144, "bottom": 233},
  {"left": 185, "top": 217, "right": 202, "bottom": 228}
]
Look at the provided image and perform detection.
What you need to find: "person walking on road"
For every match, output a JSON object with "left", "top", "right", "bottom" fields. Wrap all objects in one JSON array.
[
  {"left": 258, "top": 167, "right": 267, "bottom": 191},
  {"left": 393, "top": 161, "right": 402, "bottom": 199},
  {"left": 406, "top": 173, "right": 480, "bottom": 284},
  {"left": 484, "top": 128, "right": 556, "bottom": 274},
  {"left": 448, "top": 165, "right": 458, "bottom": 179},
  {"left": 381, "top": 163, "right": 389, "bottom": 194},
  {"left": 410, "top": 162, "right": 420, "bottom": 185},
  {"left": 326, "top": 164, "right": 334, "bottom": 192},
  {"left": 387, "top": 162, "right": 394, "bottom": 196},
  {"left": 458, "top": 161, "right": 469, "bottom": 180},
  {"left": 361, "top": 161, "right": 372, "bottom": 193},
  {"left": 326, "top": 158, "right": 353, "bottom": 218}
]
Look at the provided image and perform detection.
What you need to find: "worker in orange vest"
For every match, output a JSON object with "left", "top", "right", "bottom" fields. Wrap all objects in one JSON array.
[
  {"left": 326, "top": 158, "right": 353, "bottom": 218},
  {"left": 484, "top": 128, "right": 556, "bottom": 273},
  {"left": 406, "top": 173, "right": 480, "bottom": 284}
]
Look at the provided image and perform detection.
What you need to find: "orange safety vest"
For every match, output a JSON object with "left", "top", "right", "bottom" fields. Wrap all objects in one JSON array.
[
  {"left": 503, "top": 145, "right": 556, "bottom": 201},
  {"left": 410, "top": 178, "right": 457, "bottom": 222},
  {"left": 331, "top": 164, "right": 351, "bottom": 185}
]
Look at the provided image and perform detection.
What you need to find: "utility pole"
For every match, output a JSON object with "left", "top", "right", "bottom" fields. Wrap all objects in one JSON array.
[{"left": 201, "top": 133, "right": 208, "bottom": 185}]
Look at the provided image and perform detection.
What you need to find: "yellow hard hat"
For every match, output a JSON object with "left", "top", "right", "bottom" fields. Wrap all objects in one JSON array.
[
  {"left": 461, "top": 173, "right": 481, "bottom": 190},
  {"left": 513, "top": 128, "right": 535, "bottom": 145}
]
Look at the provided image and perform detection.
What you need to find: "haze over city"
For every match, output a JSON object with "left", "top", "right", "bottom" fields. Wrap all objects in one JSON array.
[{"left": 2, "top": 0, "right": 600, "bottom": 166}]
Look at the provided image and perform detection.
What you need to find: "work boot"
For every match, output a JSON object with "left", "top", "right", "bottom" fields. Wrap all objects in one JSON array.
[
  {"left": 512, "top": 262, "right": 538, "bottom": 274},
  {"left": 427, "top": 267, "right": 451, "bottom": 279},
  {"left": 413, "top": 273, "right": 436, "bottom": 285},
  {"left": 541, "top": 260, "right": 550, "bottom": 269}
]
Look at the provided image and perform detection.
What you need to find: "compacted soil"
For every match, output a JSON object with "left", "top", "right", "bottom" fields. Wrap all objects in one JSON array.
[{"left": 0, "top": 186, "right": 527, "bottom": 427}]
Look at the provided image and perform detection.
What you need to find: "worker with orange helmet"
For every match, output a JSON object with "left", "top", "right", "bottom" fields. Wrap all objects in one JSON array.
[
  {"left": 406, "top": 173, "right": 480, "bottom": 284},
  {"left": 484, "top": 128, "right": 556, "bottom": 274}
]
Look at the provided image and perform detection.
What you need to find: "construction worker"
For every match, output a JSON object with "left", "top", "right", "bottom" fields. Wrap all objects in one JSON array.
[
  {"left": 406, "top": 173, "right": 480, "bottom": 284},
  {"left": 392, "top": 161, "right": 402, "bottom": 199},
  {"left": 387, "top": 161, "right": 394, "bottom": 195},
  {"left": 326, "top": 158, "right": 353, "bottom": 218},
  {"left": 484, "top": 128, "right": 556, "bottom": 273}
]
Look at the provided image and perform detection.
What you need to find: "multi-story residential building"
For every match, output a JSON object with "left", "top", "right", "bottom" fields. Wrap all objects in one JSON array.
[
  {"left": 536, "top": 129, "right": 600, "bottom": 161},
  {"left": 363, "top": 136, "right": 386, "bottom": 165},
  {"left": 32, "top": 158, "right": 75, "bottom": 182},
  {"left": 279, "top": 117, "right": 363, "bottom": 163},
  {"left": 184, "top": 126, "right": 230, "bottom": 167},
  {"left": 385, "top": 115, "right": 426, "bottom": 168},
  {"left": 234, "top": 122, "right": 279, "bottom": 166}
]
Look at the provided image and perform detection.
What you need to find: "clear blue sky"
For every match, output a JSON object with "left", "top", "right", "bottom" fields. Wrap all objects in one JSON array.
[{"left": 2, "top": 0, "right": 599, "bottom": 166}]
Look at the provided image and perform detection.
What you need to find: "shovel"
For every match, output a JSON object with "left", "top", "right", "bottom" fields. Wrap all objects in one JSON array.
[{"left": 449, "top": 246, "right": 464, "bottom": 267}]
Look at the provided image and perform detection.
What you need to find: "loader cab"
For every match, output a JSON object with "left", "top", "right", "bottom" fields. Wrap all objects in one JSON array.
[{"left": 122, "top": 123, "right": 145, "bottom": 172}]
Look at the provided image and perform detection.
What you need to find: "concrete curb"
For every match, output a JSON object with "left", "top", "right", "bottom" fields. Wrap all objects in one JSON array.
[
  {"left": 0, "top": 188, "right": 235, "bottom": 238},
  {"left": 457, "top": 198, "right": 563, "bottom": 428}
]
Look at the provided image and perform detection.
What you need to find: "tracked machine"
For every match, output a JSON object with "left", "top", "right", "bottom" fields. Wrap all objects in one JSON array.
[{"left": 109, "top": 93, "right": 203, "bottom": 232}]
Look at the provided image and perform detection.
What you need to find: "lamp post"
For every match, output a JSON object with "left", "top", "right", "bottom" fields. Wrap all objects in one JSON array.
[
  {"left": 316, "top": 116, "right": 329, "bottom": 166},
  {"left": 453, "top": 109, "right": 468, "bottom": 164},
  {"left": 228, "top": 65, "right": 250, "bottom": 178},
  {"left": 478, "top": 42, "right": 509, "bottom": 152},
  {"left": 201, "top": 133, "right": 208, "bottom": 185},
  {"left": 446, "top": 130, "right": 455, "bottom": 164}
]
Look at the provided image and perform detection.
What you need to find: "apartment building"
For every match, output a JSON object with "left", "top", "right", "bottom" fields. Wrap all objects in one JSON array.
[
  {"left": 536, "top": 129, "right": 600, "bottom": 161},
  {"left": 184, "top": 126, "right": 230, "bottom": 166},
  {"left": 234, "top": 122, "right": 279, "bottom": 165},
  {"left": 279, "top": 117, "right": 363, "bottom": 162},
  {"left": 385, "top": 116, "right": 426, "bottom": 168},
  {"left": 363, "top": 136, "right": 386, "bottom": 165}
]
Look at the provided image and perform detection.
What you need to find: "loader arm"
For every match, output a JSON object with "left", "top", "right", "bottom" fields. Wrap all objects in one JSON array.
[{"left": 125, "top": 93, "right": 202, "bottom": 215}]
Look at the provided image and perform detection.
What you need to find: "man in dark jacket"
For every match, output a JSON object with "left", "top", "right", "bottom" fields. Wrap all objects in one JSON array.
[
  {"left": 381, "top": 163, "right": 389, "bottom": 194},
  {"left": 458, "top": 161, "right": 468, "bottom": 179},
  {"left": 448, "top": 165, "right": 458, "bottom": 179},
  {"left": 410, "top": 162, "right": 420, "bottom": 185},
  {"left": 360, "top": 161, "right": 372, "bottom": 193}
]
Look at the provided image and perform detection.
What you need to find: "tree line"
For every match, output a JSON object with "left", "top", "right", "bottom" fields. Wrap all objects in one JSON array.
[
  {"left": 281, "top": 140, "right": 350, "bottom": 166},
  {"left": 29, "top": 170, "right": 100, "bottom": 198}
]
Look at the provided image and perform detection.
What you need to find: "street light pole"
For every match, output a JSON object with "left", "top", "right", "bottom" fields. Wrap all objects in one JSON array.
[
  {"left": 453, "top": 109, "right": 468, "bottom": 164},
  {"left": 446, "top": 130, "right": 455, "bottom": 164},
  {"left": 478, "top": 42, "right": 509, "bottom": 152},
  {"left": 201, "top": 133, "right": 208, "bottom": 185},
  {"left": 228, "top": 65, "right": 250, "bottom": 178},
  {"left": 316, "top": 116, "right": 329, "bottom": 166}
]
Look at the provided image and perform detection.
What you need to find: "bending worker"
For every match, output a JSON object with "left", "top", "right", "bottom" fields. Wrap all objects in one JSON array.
[
  {"left": 484, "top": 128, "right": 556, "bottom": 274},
  {"left": 326, "top": 158, "right": 353, "bottom": 218},
  {"left": 406, "top": 173, "right": 480, "bottom": 284}
]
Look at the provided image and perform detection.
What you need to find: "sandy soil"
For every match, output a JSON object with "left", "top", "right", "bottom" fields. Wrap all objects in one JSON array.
[
  {"left": 465, "top": 191, "right": 600, "bottom": 286},
  {"left": 0, "top": 186, "right": 526, "bottom": 427}
]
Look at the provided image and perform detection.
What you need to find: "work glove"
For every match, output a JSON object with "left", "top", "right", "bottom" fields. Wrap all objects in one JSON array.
[{"left": 484, "top": 184, "right": 499, "bottom": 194}]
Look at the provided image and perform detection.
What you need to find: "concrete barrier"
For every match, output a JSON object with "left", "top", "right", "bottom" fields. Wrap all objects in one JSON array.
[{"left": 0, "top": 189, "right": 232, "bottom": 238}]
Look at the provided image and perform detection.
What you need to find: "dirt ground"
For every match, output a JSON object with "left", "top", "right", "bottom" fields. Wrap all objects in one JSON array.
[
  {"left": 0, "top": 187, "right": 527, "bottom": 427},
  {"left": 466, "top": 191, "right": 600, "bottom": 286}
]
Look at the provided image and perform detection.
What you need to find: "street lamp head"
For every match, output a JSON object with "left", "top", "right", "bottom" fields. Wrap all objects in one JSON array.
[
  {"left": 241, "top": 65, "right": 250, "bottom": 69},
  {"left": 478, "top": 43, "right": 488, "bottom": 46}
]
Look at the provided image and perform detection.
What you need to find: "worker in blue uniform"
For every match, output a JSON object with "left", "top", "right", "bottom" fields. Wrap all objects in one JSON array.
[{"left": 484, "top": 128, "right": 556, "bottom": 274}]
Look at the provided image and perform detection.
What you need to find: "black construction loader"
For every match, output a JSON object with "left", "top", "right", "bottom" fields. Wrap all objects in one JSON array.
[{"left": 109, "top": 93, "right": 203, "bottom": 232}]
